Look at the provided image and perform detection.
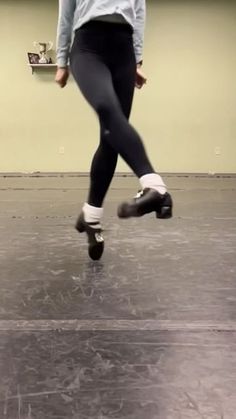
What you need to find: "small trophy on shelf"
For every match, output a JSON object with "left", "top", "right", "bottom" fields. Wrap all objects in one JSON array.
[{"left": 33, "top": 42, "right": 53, "bottom": 64}]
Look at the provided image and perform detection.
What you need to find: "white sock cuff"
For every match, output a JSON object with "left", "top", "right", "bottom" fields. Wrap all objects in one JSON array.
[
  {"left": 83, "top": 203, "right": 104, "bottom": 218},
  {"left": 140, "top": 173, "right": 166, "bottom": 189}
]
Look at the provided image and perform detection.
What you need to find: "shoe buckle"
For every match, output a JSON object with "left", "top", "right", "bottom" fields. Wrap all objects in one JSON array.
[
  {"left": 95, "top": 233, "right": 104, "bottom": 243},
  {"left": 134, "top": 190, "right": 144, "bottom": 199}
]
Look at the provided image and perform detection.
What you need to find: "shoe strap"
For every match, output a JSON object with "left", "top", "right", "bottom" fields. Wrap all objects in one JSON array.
[
  {"left": 87, "top": 221, "right": 103, "bottom": 231},
  {"left": 134, "top": 190, "right": 144, "bottom": 199},
  {"left": 86, "top": 221, "right": 100, "bottom": 226}
]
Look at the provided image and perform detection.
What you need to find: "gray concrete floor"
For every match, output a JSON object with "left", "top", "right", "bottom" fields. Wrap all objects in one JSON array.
[{"left": 0, "top": 175, "right": 236, "bottom": 419}]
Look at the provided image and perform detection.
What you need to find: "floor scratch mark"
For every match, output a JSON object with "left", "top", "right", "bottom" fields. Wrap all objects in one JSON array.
[
  {"left": 17, "top": 385, "right": 22, "bottom": 419},
  {"left": 184, "top": 392, "right": 204, "bottom": 418},
  {"left": 3, "top": 388, "right": 9, "bottom": 417}
]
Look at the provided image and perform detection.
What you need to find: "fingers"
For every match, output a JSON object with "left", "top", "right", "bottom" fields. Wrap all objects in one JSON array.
[
  {"left": 56, "top": 81, "right": 65, "bottom": 88},
  {"left": 58, "top": 79, "right": 67, "bottom": 88},
  {"left": 55, "top": 69, "right": 69, "bottom": 88},
  {"left": 135, "top": 75, "right": 147, "bottom": 89},
  {"left": 55, "top": 76, "right": 67, "bottom": 88},
  {"left": 136, "top": 68, "right": 147, "bottom": 88},
  {"left": 140, "top": 75, "right": 147, "bottom": 85}
]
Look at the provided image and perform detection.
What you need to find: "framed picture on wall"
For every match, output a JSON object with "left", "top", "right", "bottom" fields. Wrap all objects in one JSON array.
[{"left": 27, "top": 52, "right": 40, "bottom": 64}]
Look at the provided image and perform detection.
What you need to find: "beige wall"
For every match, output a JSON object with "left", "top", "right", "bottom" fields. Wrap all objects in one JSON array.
[{"left": 0, "top": 0, "right": 235, "bottom": 173}]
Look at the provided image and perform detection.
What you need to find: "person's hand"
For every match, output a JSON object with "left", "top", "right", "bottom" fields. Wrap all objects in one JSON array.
[
  {"left": 55, "top": 67, "right": 69, "bottom": 88},
  {"left": 136, "top": 66, "right": 147, "bottom": 89}
]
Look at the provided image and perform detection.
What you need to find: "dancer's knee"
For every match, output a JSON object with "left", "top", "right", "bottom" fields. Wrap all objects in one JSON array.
[{"left": 96, "top": 99, "right": 116, "bottom": 124}]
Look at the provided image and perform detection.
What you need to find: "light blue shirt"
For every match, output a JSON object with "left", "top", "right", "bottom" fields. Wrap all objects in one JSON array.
[{"left": 56, "top": 0, "right": 146, "bottom": 67}]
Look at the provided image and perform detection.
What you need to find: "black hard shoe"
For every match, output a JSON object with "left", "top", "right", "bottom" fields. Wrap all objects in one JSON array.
[
  {"left": 75, "top": 212, "right": 104, "bottom": 260},
  {"left": 117, "top": 188, "right": 173, "bottom": 219}
]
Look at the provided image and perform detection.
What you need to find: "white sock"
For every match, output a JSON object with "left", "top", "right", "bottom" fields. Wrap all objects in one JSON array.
[
  {"left": 140, "top": 173, "right": 167, "bottom": 195},
  {"left": 83, "top": 203, "right": 103, "bottom": 228}
]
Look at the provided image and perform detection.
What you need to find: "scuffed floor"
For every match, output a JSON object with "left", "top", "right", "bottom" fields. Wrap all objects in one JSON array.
[{"left": 0, "top": 175, "right": 236, "bottom": 418}]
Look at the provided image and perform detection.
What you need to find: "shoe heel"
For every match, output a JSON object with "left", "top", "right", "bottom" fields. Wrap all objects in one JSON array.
[
  {"left": 156, "top": 206, "right": 172, "bottom": 219},
  {"left": 75, "top": 220, "right": 85, "bottom": 233}
]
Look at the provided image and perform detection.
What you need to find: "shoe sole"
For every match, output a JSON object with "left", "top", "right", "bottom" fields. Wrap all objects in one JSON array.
[
  {"left": 117, "top": 204, "right": 172, "bottom": 219},
  {"left": 156, "top": 206, "right": 173, "bottom": 219},
  {"left": 118, "top": 193, "right": 173, "bottom": 219}
]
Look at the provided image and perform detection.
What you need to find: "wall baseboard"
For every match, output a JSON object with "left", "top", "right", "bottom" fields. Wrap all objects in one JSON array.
[{"left": 0, "top": 172, "right": 236, "bottom": 178}]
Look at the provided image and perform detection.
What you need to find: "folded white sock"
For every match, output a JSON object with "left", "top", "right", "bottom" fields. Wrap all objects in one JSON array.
[
  {"left": 140, "top": 173, "right": 167, "bottom": 195},
  {"left": 83, "top": 203, "right": 103, "bottom": 228}
]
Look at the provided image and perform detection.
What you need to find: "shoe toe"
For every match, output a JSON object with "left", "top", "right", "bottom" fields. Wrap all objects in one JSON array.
[
  {"left": 118, "top": 202, "right": 138, "bottom": 218},
  {"left": 89, "top": 240, "right": 104, "bottom": 261},
  {"left": 118, "top": 189, "right": 173, "bottom": 219}
]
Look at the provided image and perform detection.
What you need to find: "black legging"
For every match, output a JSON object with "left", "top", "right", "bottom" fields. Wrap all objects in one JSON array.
[{"left": 70, "top": 21, "right": 154, "bottom": 207}]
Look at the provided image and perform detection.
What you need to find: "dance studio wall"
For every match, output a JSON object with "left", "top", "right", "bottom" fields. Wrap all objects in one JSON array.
[{"left": 0, "top": 0, "right": 235, "bottom": 173}]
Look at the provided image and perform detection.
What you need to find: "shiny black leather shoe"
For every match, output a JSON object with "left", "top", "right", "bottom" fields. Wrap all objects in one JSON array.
[
  {"left": 117, "top": 188, "right": 173, "bottom": 219},
  {"left": 75, "top": 212, "right": 104, "bottom": 260}
]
